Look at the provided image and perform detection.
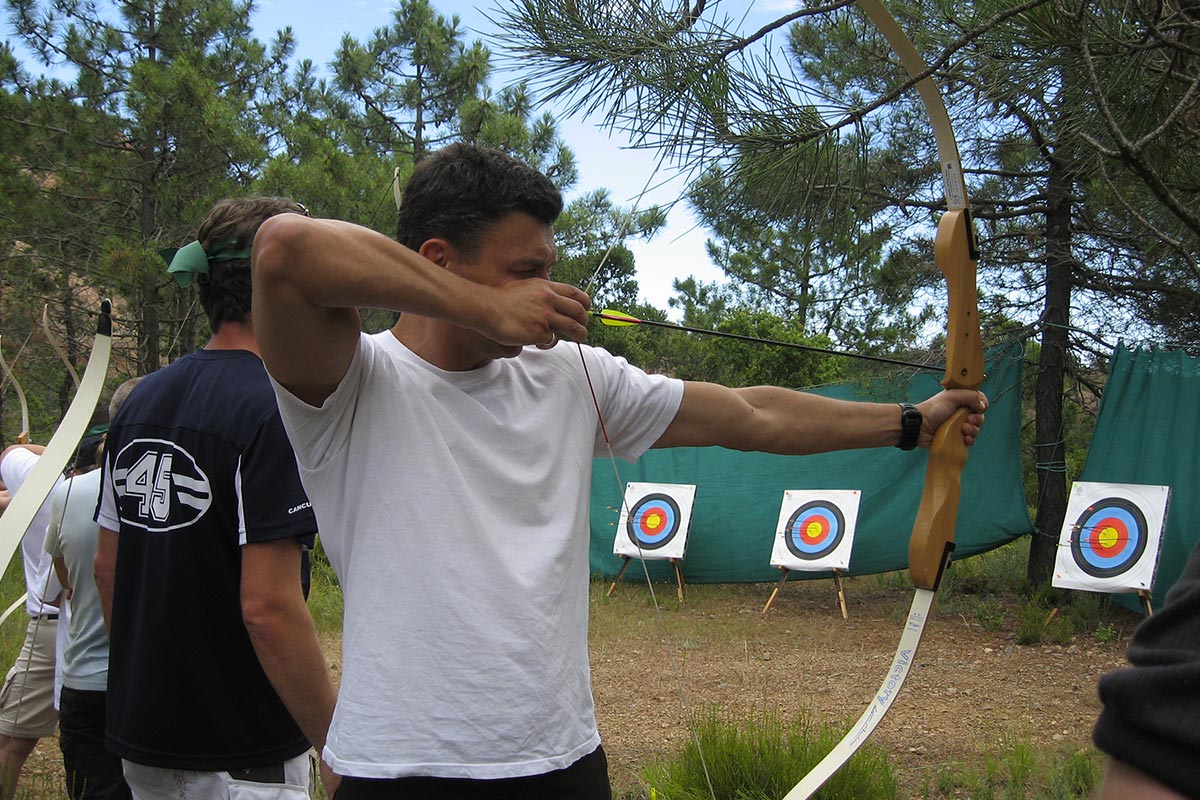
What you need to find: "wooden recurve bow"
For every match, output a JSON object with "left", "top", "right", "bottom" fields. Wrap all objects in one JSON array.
[{"left": 782, "top": 2, "right": 984, "bottom": 796}]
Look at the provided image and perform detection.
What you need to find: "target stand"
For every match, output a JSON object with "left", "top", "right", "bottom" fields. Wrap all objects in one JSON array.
[
  {"left": 607, "top": 555, "right": 687, "bottom": 604},
  {"left": 608, "top": 483, "right": 696, "bottom": 604},
  {"left": 1137, "top": 590, "right": 1154, "bottom": 617},
  {"left": 762, "top": 567, "right": 849, "bottom": 618},
  {"left": 1052, "top": 481, "right": 1171, "bottom": 615},
  {"left": 762, "top": 490, "right": 861, "bottom": 618}
]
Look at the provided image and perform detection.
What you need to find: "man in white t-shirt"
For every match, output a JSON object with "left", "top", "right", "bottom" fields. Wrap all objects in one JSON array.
[
  {"left": 0, "top": 444, "right": 65, "bottom": 800},
  {"left": 251, "top": 143, "right": 988, "bottom": 799}
]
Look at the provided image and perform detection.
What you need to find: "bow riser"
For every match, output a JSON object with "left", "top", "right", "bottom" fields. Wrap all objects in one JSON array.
[
  {"left": 909, "top": 209, "right": 984, "bottom": 590},
  {"left": 936, "top": 210, "right": 984, "bottom": 390},
  {"left": 907, "top": 209, "right": 984, "bottom": 592}
]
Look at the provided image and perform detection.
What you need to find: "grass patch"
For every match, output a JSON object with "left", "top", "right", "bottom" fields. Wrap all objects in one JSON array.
[
  {"left": 307, "top": 537, "right": 344, "bottom": 635},
  {"left": 638, "top": 707, "right": 896, "bottom": 800},
  {"left": 921, "top": 743, "right": 1103, "bottom": 799},
  {"left": 0, "top": 557, "right": 30, "bottom": 669}
]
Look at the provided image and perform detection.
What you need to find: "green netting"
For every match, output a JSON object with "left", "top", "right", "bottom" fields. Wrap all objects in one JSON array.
[
  {"left": 589, "top": 341, "right": 1033, "bottom": 582},
  {"left": 1078, "top": 344, "right": 1200, "bottom": 611}
]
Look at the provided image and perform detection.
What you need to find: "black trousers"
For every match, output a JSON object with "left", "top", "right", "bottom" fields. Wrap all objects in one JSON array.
[
  {"left": 58, "top": 687, "right": 131, "bottom": 800},
  {"left": 334, "top": 744, "right": 611, "bottom": 800}
]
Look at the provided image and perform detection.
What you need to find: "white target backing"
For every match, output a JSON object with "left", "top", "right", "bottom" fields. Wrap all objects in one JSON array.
[
  {"left": 613, "top": 483, "right": 696, "bottom": 561},
  {"left": 1052, "top": 482, "right": 1170, "bottom": 593},
  {"left": 769, "top": 489, "right": 861, "bottom": 572}
]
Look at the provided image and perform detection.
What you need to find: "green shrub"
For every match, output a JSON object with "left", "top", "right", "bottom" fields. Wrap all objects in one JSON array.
[
  {"left": 1016, "top": 602, "right": 1049, "bottom": 645},
  {"left": 972, "top": 596, "right": 1008, "bottom": 631}
]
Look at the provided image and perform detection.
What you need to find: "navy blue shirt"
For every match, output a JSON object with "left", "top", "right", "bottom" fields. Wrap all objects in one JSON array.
[{"left": 99, "top": 349, "right": 316, "bottom": 770}]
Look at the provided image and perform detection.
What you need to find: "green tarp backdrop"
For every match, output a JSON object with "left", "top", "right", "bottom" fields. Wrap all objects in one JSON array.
[
  {"left": 589, "top": 342, "right": 1034, "bottom": 583},
  {"left": 1080, "top": 344, "right": 1200, "bottom": 611}
]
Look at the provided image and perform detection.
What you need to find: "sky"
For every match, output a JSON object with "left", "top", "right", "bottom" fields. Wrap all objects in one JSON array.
[{"left": 248, "top": 0, "right": 795, "bottom": 313}]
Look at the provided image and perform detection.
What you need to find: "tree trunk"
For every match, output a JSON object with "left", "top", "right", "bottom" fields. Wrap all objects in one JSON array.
[{"left": 1028, "top": 149, "right": 1073, "bottom": 585}]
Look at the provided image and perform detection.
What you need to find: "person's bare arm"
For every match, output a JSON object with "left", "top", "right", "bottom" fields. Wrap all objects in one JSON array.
[
  {"left": 1098, "top": 759, "right": 1190, "bottom": 799},
  {"left": 654, "top": 382, "right": 986, "bottom": 454},
  {"left": 251, "top": 214, "right": 590, "bottom": 406},
  {"left": 241, "top": 537, "right": 339, "bottom": 795},
  {"left": 95, "top": 528, "right": 118, "bottom": 635},
  {"left": 0, "top": 444, "right": 46, "bottom": 465}
]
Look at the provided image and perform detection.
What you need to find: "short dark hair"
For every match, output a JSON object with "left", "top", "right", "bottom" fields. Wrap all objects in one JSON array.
[
  {"left": 395, "top": 144, "right": 563, "bottom": 257},
  {"left": 195, "top": 197, "right": 307, "bottom": 331}
]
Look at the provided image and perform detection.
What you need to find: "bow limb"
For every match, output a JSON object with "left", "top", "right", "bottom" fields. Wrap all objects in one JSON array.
[
  {"left": 783, "top": 4, "right": 983, "bottom": 797},
  {"left": 0, "top": 336, "right": 31, "bottom": 445},
  {"left": 43, "top": 304, "right": 82, "bottom": 391},
  {"left": 0, "top": 300, "right": 112, "bottom": 583}
]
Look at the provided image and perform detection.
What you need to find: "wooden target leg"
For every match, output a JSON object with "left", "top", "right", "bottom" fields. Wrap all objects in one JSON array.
[
  {"left": 762, "top": 568, "right": 790, "bottom": 614},
  {"left": 607, "top": 556, "right": 632, "bottom": 597},
  {"left": 671, "top": 559, "right": 685, "bottom": 604},
  {"left": 832, "top": 568, "right": 849, "bottom": 620},
  {"left": 1138, "top": 590, "right": 1154, "bottom": 617}
]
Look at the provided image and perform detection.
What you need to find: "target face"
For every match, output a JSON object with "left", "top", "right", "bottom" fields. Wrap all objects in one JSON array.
[
  {"left": 613, "top": 483, "right": 696, "bottom": 560},
  {"left": 770, "top": 490, "right": 860, "bottom": 572},
  {"left": 1071, "top": 498, "right": 1147, "bottom": 578},
  {"left": 1053, "top": 482, "right": 1171, "bottom": 594},
  {"left": 784, "top": 501, "right": 846, "bottom": 560},
  {"left": 627, "top": 493, "right": 682, "bottom": 551}
]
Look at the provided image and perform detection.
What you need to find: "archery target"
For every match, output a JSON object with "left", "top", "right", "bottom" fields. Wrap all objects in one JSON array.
[
  {"left": 1053, "top": 482, "right": 1170, "bottom": 593},
  {"left": 613, "top": 483, "right": 696, "bottom": 560},
  {"left": 770, "top": 490, "right": 861, "bottom": 572}
]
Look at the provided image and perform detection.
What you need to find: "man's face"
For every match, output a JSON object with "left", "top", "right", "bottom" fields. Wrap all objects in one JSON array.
[
  {"left": 442, "top": 210, "right": 561, "bottom": 361},
  {"left": 450, "top": 211, "right": 557, "bottom": 289}
]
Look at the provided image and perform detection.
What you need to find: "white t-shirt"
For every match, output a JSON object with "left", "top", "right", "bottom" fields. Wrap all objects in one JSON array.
[
  {"left": 272, "top": 332, "right": 683, "bottom": 779},
  {"left": 0, "top": 448, "right": 65, "bottom": 616}
]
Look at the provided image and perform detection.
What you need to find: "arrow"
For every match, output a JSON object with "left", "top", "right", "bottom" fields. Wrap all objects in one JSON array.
[{"left": 593, "top": 309, "right": 940, "bottom": 372}]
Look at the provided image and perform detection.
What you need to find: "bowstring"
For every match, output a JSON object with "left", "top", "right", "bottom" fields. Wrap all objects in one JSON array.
[{"left": 575, "top": 156, "right": 717, "bottom": 800}]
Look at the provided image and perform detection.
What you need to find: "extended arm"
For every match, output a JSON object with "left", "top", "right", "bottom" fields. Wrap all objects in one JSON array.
[
  {"left": 655, "top": 382, "right": 986, "bottom": 453},
  {"left": 251, "top": 214, "right": 590, "bottom": 406}
]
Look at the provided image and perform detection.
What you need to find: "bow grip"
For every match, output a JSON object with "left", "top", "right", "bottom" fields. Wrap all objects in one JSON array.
[{"left": 908, "top": 409, "right": 967, "bottom": 590}]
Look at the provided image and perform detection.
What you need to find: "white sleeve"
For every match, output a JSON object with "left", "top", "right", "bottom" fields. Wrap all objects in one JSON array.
[
  {"left": 585, "top": 347, "right": 683, "bottom": 462},
  {"left": 269, "top": 332, "right": 370, "bottom": 472}
]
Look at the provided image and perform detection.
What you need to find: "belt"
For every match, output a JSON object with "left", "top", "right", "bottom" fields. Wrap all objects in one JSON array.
[{"left": 35, "top": 614, "right": 58, "bottom": 621}]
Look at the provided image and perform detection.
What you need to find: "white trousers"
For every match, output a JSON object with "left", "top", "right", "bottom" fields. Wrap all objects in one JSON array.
[{"left": 122, "top": 751, "right": 312, "bottom": 800}]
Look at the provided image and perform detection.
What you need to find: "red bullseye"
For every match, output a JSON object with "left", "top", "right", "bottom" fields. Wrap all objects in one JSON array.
[
  {"left": 639, "top": 507, "right": 668, "bottom": 535},
  {"left": 1086, "top": 516, "right": 1128, "bottom": 557},
  {"left": 799, "top": 515, "right": 831, "bottom": 545}
]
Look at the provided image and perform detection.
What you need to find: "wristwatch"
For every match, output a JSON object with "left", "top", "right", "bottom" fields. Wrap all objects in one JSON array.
[{"left": 896, "top": 402, "right": 922, "bottom": 451}]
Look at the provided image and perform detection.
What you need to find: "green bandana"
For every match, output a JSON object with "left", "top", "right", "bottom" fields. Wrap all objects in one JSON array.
[{"left": 160, "top": 238, "right": 254, "bottom": 287}]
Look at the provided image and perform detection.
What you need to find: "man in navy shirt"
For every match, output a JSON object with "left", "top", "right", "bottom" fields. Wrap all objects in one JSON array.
[{"left": 96, "top": 197, "right": 338, "bottom": 799}]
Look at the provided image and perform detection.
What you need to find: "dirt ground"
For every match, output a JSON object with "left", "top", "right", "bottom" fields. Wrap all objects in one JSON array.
[
  {"left": 19, "top": 577, "right": 1137, "bottom": 799},
  {"left": 587, "top": 578, "right": 1135, "bottom": 797}
]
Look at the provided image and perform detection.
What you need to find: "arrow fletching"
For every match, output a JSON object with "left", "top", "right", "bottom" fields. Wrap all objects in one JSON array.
[{"left": 596, "top": 309, "right": 641, "bottom": 327}]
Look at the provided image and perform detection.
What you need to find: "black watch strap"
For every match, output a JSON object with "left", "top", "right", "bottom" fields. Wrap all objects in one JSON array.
[{"left": 896, "top": 402, "right": 922, "bottom": 451}]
